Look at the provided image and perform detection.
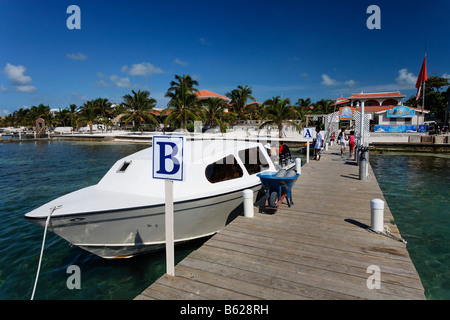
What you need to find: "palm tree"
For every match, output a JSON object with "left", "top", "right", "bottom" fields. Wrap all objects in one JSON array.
[
  {"left": 202, "top": 98, "right": 226, "bottom": 127},
  {"left": 79, "top": 100, "right": 97, "bottom": 134},
  {"left": 68, "top": 104, "right": 79, "bottom": 129},
  {"left": 314, "top": 98, "right": 333, "bottom": 114},
  {"left": 259, "top": 96, "right": 300, "bottom": 138},
  {"left": 164, "top": 74, "right": 201, "bottom": 131},
  {"left": 122, "top": 90, "right": 158, "bottom": 135},
  {"left": 226, "top": 85, "right": 255, "bottom": 121}
]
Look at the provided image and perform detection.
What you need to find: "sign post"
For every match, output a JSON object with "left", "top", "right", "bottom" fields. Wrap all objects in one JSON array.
[
  {"left": 302, "top": 127, "right": 314, "bottom": 163},
  {"left": 152, "top": 136, "right": 185, "bottom": 276}
]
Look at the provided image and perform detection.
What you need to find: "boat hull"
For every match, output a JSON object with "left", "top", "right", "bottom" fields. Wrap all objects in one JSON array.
[{"left": 26, "top": 184, "right": 262, "bottom": 258}]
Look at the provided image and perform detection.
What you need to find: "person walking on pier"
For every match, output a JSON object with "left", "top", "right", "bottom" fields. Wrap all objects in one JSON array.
[
  {"left": 338, "top": 128, "right": 347, "bottom": 157},
  {"left": 348, "top": 131, "right": 355, "bottom": 158},
  {"left": 314, "top": 126, "right": 323, "bottom": 161}
]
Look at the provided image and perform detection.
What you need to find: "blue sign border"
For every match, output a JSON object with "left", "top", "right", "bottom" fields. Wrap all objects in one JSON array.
[{"left": 152, "top": 136, "right": 185, "bottom": 181}]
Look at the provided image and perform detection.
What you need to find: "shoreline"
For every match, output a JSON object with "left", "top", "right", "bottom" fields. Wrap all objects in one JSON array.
[{"left": 2, "top": 130, "right": 450, "bottom": 153}]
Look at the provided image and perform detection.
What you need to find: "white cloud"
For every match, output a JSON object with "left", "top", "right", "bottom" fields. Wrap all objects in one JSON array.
[
  {"left": 4, "top": 63, "right": 32, "bottom": 85},
  {"left": 110, "top": 75, "right": 131, "bottom": 88},
  {"left": 442, "top": 73, "right": 450, "bottom": 79},
  {"left": 95, "top": 80, "right": 109, "bottom": 87},
  {"left": 123, "top": 62, "right": 164, "bottom": 76},
  {"left": 1, "top": 84, "right": 8, "bottom": 92},
  {"left": 174, "top": 58, "right": 189, "bottom": 66},
  {"left": 344, "top": 79, "right": 359, "bottom": 87},
  {"left": 396, "top": 68, "right": 416, "bottom": 86},
  {"left": 66, "top": 52, "right": 87, "bottom": 61},
  {"left": 2, "top": 63, "right": 37, "bottom": 93},
  {"left": 199, "top": 37, "right": 206, "bottom": 45},
  {"left": 321, "top": 74, "right": 358, "bottom": 87},
  {"left": 321, "top": 74, "right": 339, "bottom": 86},
  {"left": 15, "top": 85, "right": 37, "bottom": 93}
]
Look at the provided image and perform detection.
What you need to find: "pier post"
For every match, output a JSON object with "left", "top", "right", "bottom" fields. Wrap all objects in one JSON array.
[
  {"left": 165, "top": 180, "right": 175, "bottom": 276},
  {"left": 370, "top": 199, "right": 384, "bottom": 232},
  {"left": 306, "top": 141, "right": 310, "bottom": 163},
  {"left": 359, "top": 147, "right": 368, "bottom": 180},
  {"left": 295, "top": 158, "right": 301, "bottom": 174},
  {"left": 243, "top": 189, "right": 254, "bottom": 218}
]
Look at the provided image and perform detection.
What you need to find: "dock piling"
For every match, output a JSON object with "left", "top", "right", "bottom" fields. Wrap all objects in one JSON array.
[
  {"left": 242, "top": 189, "right": 254, "bottom": 218},
  {"left": 295, "top": 158, "right": 301, "bottom": 174},
  {"left": 370, "top": 199, "right": 385, "bottom": 233}
]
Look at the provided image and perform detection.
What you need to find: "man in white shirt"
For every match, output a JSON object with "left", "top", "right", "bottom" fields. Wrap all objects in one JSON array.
[{"left": 314, "top": 126, "right": 323, "bottom": 161}]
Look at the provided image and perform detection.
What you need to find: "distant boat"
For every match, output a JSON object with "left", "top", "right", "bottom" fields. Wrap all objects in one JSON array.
[{"left": 25, "top": 140, "right": 276, "bottom": 258}]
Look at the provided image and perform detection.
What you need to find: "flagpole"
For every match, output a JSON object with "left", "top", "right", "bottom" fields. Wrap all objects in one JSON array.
[{"left": 422, "top": 52, "right": 426, "bottom": 130}]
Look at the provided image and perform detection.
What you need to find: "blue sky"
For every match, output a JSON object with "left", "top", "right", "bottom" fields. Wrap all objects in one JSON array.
[{"left": 1, "top": 0, "right": 449, "bottom": 115}]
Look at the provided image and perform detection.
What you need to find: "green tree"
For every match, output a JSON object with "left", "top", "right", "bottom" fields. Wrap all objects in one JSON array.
[
  {"left": 226, "top": 85, "right": 255, "bottom": 121},
  {"left": 122, "top": 90, "right": 158, "bottom": 135},
  {"left": 79, "top": 100, "right": 97, "bottom": 134},
  {"left": 202, "top": 97, "right": 226, "bottom": 127},
  {"left": 164, "top": 74, "right": 201, "bottom": 131},
  {"left": 68, "top": 104, "right": 79, "bottom": 128},
  {"left": 259, "top": 96, "right": 300, "bottom": 138},
  {"left": 404, "top": 76, "right": 450, "bottom": 120},
  {"left": 314, "top": 99, "right": 333, "bottom": 114},
  {"left": 29, "top": 104, "right": 52, "bottom": 127},
  {"left": 93, "top": 98, "right": 114, "bottom": 132}
]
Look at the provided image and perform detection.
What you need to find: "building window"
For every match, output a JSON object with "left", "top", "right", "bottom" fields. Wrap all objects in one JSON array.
[
  {"left": 238, "top": 147, "right": 270, "bottom": 175},
  {"left": 389, "top": 118, "right": 397, "bottom": 124},
  {"left": 205, "top": 155, "right": 243, "bottom": 183}
]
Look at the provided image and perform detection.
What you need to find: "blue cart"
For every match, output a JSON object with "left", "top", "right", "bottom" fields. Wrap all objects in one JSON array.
[{"left": 257, "top": 169, "right": 300, "bottom": 211}]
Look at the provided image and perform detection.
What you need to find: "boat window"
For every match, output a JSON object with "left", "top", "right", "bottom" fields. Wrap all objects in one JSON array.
[
  {"left": 238, "top": 147, "right": 270, "bottom": 175},
  {"left": 205, "top": 155, "right": 243, "bottom": 183},
  {"left": 117, "top": 160, "right": 132, "bottom": 173}
]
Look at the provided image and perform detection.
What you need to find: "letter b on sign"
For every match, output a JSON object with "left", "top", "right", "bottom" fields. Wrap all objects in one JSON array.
[{"left": 152, "top": 136, "right": 185, "bottom": 181}]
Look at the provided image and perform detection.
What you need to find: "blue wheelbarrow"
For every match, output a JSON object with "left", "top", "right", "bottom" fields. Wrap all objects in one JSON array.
[{"left": 257, "top": 169, "right": 300, "bottom": 212}]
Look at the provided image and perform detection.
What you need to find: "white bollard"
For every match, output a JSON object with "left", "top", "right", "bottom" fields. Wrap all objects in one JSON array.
[
  {"left": 370, "top": 199, "right": 385, "bottom": 232},
  {"left": 295, "top": 158, "right": 301, "bottom": 174},
  {"left": 242, "top": 189, "right": 254, "bottom": 218},
  {"left": 325, "top": 142, "right": 328, "bottom": 151}
]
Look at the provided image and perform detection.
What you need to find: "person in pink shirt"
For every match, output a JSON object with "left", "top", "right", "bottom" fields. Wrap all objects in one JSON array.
[{"left": 348, "top": 130, "right": 355, "bottom": 158}]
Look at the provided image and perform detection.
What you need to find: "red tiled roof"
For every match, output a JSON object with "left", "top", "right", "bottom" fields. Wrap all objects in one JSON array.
[
  {"left": 195, "top": 90, "right": 230, "bottom": 101},
  {"left": 245, "top": 101, "right": 262, "bottom": 107},
  {"left": 351, "top": 105, "right": 429, "bottom": 113},
  {"left": 349, "top": 92, "right": 405, "bottom": 99},
  {"left": 331, "top": 98, "right": 350, "bottom": 106}
]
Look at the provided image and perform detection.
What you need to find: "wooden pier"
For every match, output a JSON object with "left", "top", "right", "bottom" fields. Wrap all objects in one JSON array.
[{"left": 135, "top": 145, "right": 426, "bottom": 300}]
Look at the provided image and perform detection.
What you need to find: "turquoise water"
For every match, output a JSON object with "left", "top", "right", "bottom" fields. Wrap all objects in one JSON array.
[
  {"left": 0, "top": 141, "right": 208, "bottom": 300},
  {"left": 370, "top": 152, "right": 450, "bottom": 300}
]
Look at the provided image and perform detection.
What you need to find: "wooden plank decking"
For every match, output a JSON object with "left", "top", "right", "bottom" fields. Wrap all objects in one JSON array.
[{"left": 135, "top": 145, "right": 426, "bottom": 300}]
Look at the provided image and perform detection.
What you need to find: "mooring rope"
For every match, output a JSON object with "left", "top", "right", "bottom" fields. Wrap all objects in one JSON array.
[
  {"left": 367, "top": 225, "right": 407, "bottom": 244},
  {"left": 30, "top": 205, "right": 62, "bottom": 300}
]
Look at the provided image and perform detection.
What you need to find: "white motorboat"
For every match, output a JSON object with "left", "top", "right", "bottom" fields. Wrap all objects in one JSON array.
[{"left": 25, "top": 139, "right": 276, "bottom": 258}]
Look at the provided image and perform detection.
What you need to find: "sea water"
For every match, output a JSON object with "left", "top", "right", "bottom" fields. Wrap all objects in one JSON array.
[
  {"left": 370, "top": 152, "right": 450, "bottom": 300},
  {"left": 1, "top": 141, "right": 448, "bottom": 299},
  {"left": 0, "top": 140, "right": 208, "bottom": 300}
]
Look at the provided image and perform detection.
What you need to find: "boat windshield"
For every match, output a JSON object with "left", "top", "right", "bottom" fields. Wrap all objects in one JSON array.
[
  {"left": 205, "top": 154, "right": 244, "bottom": 183},
  {"left": 238, "top": 147, "right": 270, "bottom": 175}
]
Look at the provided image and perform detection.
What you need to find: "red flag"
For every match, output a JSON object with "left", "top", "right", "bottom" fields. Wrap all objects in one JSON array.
[{"left": 415, "top": 56, "right": 427, "bottom": 100}]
